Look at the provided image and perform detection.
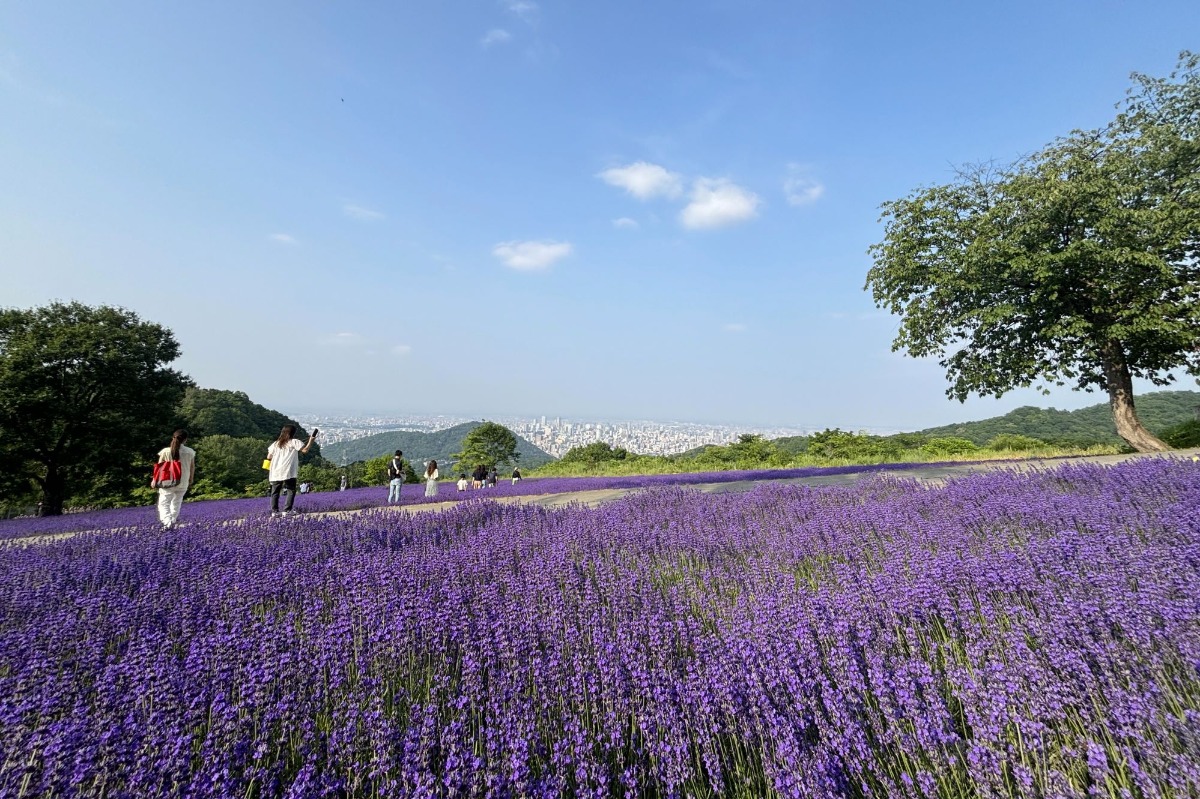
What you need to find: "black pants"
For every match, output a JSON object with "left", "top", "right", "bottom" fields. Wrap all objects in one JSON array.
[{"left": 270, "top": 478, "right": 298, "bottom": 511}]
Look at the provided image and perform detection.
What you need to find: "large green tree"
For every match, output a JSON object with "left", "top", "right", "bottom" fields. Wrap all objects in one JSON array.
[
  {"left": 452, "top": 422, "right": 520, "bottom": 471},
  {"left": 0, "top": 302, "right": 192, "bottom": 514},
  {"left": 866, "top": 53, "right": 1200, "bottom": 452}
]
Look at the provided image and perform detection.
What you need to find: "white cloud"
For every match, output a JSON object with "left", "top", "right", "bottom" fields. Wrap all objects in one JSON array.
[
  {"left": 269, "top": 233, "right": 298, "bottom": 245},
  {"left": 679, "top": 178, "right": 761, "bottom": 229},
  {"left": 481, "top": 28, "right": 511, "bottom": 46},
  {"left": 612, "top": 217, "right": 639, "bottom": 230},
  {"left": 322, "top": 332, "right": 411, "bottom": 355},
  {"left": 722, "top": 323, "right": 747, "bottom": 333},
  {"left": 597, "top": 162, "right": 683, "bottom": 201},
  {"left": 783, "top": 164, "right": 825, "bottom": 206},
  {"left": 343, "top": 203, "right": 385, "bottom": 220},
  {"left": 492, "top": 239, "right": 572, "bottom": 271},
  {"left": 503, "top": 0, "right": 538, "bottom": 20}
]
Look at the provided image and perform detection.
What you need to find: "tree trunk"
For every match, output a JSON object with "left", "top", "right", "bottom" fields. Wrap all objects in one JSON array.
[
  {"left": 40, "top": 467, "right": 67, "bottom": 516},
  {"left": 1102, "top": 341, "right": 1169, "bottom": 452}
]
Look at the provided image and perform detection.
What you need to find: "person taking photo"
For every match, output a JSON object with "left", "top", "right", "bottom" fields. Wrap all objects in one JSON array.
[{"left": 265, "top": 425, "right": 317, "bottom": 517}]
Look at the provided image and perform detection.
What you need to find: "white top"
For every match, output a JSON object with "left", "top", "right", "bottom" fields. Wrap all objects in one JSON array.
[
  {"left": 157, "top": 445, "right": 196, "bottom": 492},
  {"left": 425, "top": 468, "right": 439, "bottom": 482},
  {"left": 267, "top": 439, "right": 304, "bottom": 481}
]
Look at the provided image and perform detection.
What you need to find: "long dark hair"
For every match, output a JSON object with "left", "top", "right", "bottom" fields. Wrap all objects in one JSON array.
[
  {"left": 276, "top": 425, "right": 296, "bottom": 447},
  {"left": 169, "top": 429, "right": 188, "bottom": 461},
  {"left": 426, "top": 460, "right": 437, "bottom": 478}
]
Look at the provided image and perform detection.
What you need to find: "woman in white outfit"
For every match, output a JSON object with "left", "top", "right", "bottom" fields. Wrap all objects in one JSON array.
[
  {"left": 424, "top": 460, "right": 439, "bottom": 498},
  {"left": 266, "top": 425, "right": 318, "bottom": 517},
  {"left": 155, "top": 429, "right": 195, "bottom": 529}
]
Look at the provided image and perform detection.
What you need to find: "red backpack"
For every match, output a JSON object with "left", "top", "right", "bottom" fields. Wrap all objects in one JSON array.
[{"left": 151, "top": 458, "right": 182, "bottom": 488}]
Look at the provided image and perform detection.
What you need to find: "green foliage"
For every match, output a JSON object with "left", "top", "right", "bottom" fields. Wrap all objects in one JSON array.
[
  {"left": 179, "top": 387, "right": 325, "bottom": 466},
  {"left": 807, "top": 429, "right": 901, "bottom": 461},
  {"left": 453, "top": 422, "right": 521, "bottom": 472},
  {"left": 918, "top": 391, "right": 1200, "bottom": 446},
  {"left": 985, "top": 434, "right": 1053, "bottom": 452},
  {"left": 1161, "top": 420, "right": 1200, "bottom": 449},
  {"left": 865, "top": 53, "right": 1200, "bottom": 451},
  {"left": 920, "top": 437, "right": 979, "bottom": 457},
  {"left": 298, "top": 463, "right": 341, "bottom": 493},
  {"left": 0, "top": 302, "right": 192, "bottom": 514},
  {"left": 321, "top": 422, "right": 555, "bottom": 469},
  {"left": 193, "top": 435, "right": 270, "bottom": 496},
  {"left": 560, "top": 441, "right": 629, "bottom": 466},
  {"left": 362, "top": 454, "right": 417, "bottom": 486}
]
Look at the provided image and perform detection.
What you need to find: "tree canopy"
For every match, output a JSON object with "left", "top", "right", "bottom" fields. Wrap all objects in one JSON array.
[
  {"left": 560, "top": 441, "right": 630, "bottom": 466},
  {"left": 453, "top": 422, "right": 520, "bottom": 471},
  {"left": 0, "top": 302, "right": 192, "bottom": 514},
  {"left": 865, "top": 53, "right": 1200, "bottom": 452}
]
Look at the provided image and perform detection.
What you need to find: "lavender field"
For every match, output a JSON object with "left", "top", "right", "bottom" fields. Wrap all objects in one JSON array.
[
  {"left": 1, "top": 459, "right": 1198, "bottom": 798},
  {"left": 0, "top": 462, "right": 954, "bottom": 541}
]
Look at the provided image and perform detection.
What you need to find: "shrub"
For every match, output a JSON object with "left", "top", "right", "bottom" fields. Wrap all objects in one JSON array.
[
  {"left": 921, "top": 437, "right": 979, "bottom": 456},
  {"left": 1161, "top": 419, "right": 1200, "bottom": 449},
  {"left": 985, "top": 434, "right": 1052, "bottom": 452}
]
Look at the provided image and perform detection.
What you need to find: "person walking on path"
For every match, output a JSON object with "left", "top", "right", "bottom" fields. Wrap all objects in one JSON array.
[
  {"left": 424, "top": 460, "right": 440, "bottom": 498},
  {"left": 472, "top": 464, "right": 486, "bottom": 490},
  {"left": 266, "top": 425, "right": 317, "bottom": 517},
  {"left": 387, "top": 450, "right": 406, "bottom": 504},
  {"left": 155, "top": 429, "right": 195, "bottom": 528}
]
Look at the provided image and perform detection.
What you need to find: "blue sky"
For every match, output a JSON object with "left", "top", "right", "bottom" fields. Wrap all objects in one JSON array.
[{"left": 2, "top": 1, "right": 1197, "bottom": 429}]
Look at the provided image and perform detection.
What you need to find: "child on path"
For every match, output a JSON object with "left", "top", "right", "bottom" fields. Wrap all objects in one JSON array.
[
  {"left": 266, "top": 425, "right": 318, "bottom": 516},
  {"left": 457, "top": 474, "right": 468, "bottom": 491},
  {"left": 155, "top": 429, "right": 195, "bottom": 528}
]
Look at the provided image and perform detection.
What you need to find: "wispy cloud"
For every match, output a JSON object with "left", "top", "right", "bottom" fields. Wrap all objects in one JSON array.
[
  {"left": 783, "top": 164, "right": 825, "bottom": 206},
  {"left": 612, "top": 217, "right": 639, "bottom": 230},
  {"left": 503, "top": 0, "right": 538, "bottom": 20},
  {"left": 722, "top": 322, "right": 747, "bottom": 333},
  {"left": 343, "top": 203, "right": 385, "bottom": 221},
  {"left": 679, "top": 178, "right": 761, "bottom": 229},
  {"left": 597, "top": 162, "right": 683, "bottom": 201},
  {"left": 493, "top": 239, "right": 572, "bottom": 271},
  {"left": 481, "top": 28, "right": 512, "bottom": 47},
  {"left": 322, "top": 331, "right": 412, "bottom": 356},
  {"left": 270, "top": 233, "right": 298, "bottom": 245},
  {"left": 326, "top": 332, "right": 364, "bottom": 346}
]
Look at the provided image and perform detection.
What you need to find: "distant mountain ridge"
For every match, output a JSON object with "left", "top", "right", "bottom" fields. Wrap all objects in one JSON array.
[
  {"left": 913, "top": 390, "right": 1200, "bottom": 445},
  {"left": 319, "top": 422, "right": 556, "bottom": 469}
]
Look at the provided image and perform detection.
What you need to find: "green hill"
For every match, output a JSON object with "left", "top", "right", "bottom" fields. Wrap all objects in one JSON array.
[
  {"left": 914, "top": 390, "right": 1200, "bottom": 446},
  {"left": 320, "top": 422, "right": 556, "bottom": 469},
  {"left": 178, "top": 388, "right": 313, "bottom": 439}
]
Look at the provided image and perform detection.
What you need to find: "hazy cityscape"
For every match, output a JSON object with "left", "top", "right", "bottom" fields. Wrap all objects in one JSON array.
[{"left": 297, "top": 413, "right": 821, "bottom": 458}]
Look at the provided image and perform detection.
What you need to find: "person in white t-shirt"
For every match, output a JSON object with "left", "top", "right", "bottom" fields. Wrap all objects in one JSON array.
[
  {"left": 155, "top": 429, "right": 196, "bottom": 529},
  {"left": 265, "top": 424, "right": 318, "bottom": 516}
]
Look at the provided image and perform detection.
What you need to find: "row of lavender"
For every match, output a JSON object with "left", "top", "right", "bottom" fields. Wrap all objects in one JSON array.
[
  {"left": 0, "top": 461, "right": 948, "bottom": 539},
  {"left": 2, "top": 460, "right": 1198, "bottom": 797}
]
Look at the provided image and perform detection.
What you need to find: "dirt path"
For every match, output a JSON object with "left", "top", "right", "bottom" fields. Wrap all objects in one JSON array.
[
  {"left": 10, "top": 448, "right": 1199, "bottom": 546},
  {"left": 335, "top": 448, "right": 1200, "bottom": 518}
]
